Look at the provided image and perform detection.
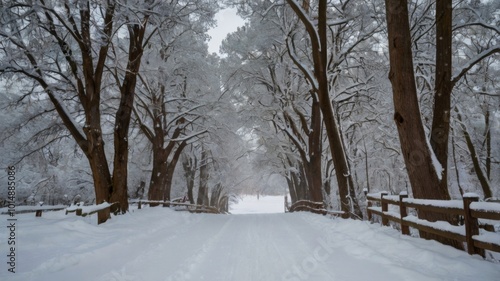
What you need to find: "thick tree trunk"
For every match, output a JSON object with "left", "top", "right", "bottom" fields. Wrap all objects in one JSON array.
[
  {"left": 430, "top": 0, "right": 453, "bottom": 198},
  {"left": 162, "top": 142, "right": 188, "bottom": 202},
  {"left": 147, "top": 146, "right": 167, "bottom": 206},
  {"left": 82, "top": 101, "right": 113, "bottom": 224},
  {"left": 308, "top": 96, "right": 324, "bottom": 202},
  {"left": 110, "top": 23, "right": 147, "bottom": 214},
  {"left": 85, "top": 141, "right": 112, "bottom": 224},
  {"left": 384, "top": 0, "right": 462, "bottom": 250}
]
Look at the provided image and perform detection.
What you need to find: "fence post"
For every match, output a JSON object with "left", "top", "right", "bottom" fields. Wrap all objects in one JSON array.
[
  {"left": 399, "top": 192, "right": 409, "bottom": 235},
  {"left": 463, "top": 194, "right": 484, "bottom": 257},
  {"left": 76, "top": 208, "right": 82, "bottom": 216},
  {"left": 138, "top": 200, "right": 142, "bottom": 210},
  {"left": 381, "top": 192, "right": 389, "bottom": 226},
  {"left": 35, "top": 210, "right": 42, "bottom": 217}
]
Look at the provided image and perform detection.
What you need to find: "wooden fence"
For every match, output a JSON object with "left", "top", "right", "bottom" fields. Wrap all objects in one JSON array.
[
  {"left": 366, "top": 192, "right": 500, "bottom": 257},
  {"left": 130, "top": 200, "right": 222, "bottom": 214},
  {"left": 65, "top": 202, "right": 119, "bottom": 217},
  {"left": 287, "top": 199, "right": 345, "bottom": 216}
]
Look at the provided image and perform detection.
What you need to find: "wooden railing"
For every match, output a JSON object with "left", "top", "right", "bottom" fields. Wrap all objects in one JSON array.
[
  {"left": 130, "top": 200, "right": 222, "bottom": 214},
  {"left": 66, "top": 202, "right": 119, "bottom": 217},
  {"left": 366, "top": 192, "right": 500, "bottom": 257},
  {"left": 0, "top": 205, "right": 67, "bottom": 217},
  {"left": 288, "top": 200, "right": 344, "bottom": 216}
]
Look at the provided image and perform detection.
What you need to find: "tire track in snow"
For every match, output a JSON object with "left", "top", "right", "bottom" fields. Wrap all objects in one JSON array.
[
  {"left": 97, "top": 210, "right": 212, "bottom": 281},
  {"left": 172, "top": 213, "right": 334, "bottom": 281}
]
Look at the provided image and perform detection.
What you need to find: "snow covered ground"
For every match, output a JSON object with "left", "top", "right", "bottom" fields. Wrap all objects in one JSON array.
[
  {"left": 230, "top": 195, "right": 285, "bottom": 214},
  {"left": 1, "top": 199, "right": 499, "bottom": 281}
]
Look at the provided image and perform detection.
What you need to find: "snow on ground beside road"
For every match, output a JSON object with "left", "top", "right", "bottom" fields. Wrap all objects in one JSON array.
[
  {"left": 230, "top": 195, "right": 285, "bottom": 214},
  {"left": 1, "top": 203, "right": 499, "bottom": 281}
]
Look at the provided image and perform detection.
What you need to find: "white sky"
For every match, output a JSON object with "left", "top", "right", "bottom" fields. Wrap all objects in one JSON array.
[{"left": 207, "top": 8, "right": 246, "bottom": 55}]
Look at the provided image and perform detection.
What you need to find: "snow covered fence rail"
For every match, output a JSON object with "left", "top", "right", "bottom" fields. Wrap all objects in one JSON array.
[
  {"left": 366, "top": 192, "right": 500, "bottom": 258},
  {"left": 288, "top": 200, "right": 345, "bottom": 216},
  {"left": 65, "top": 202, "right": 119, "bottom": 217},
  {"left": 129, "top": 200, "right": 222, "bottom": 214},
  {"left": 0, "top": 204, "right": 67, "bottom": 217}
]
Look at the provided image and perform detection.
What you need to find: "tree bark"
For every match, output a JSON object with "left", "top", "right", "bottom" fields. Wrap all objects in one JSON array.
[
  {"left": 182, "top": 153, "right": 197, "bottom": 204},
  {"left": 147, "top": 145, "right": 167, "bottom": 206},
  {"left": 163, "top": 141, "right": 188, "bottom": 202},
  {"left": 430, "top": 0, "right": 453, "bottom": 199},
  {"left": 197, "top": 147, "right": 210, "bottom": 206},
  {"left": 308, "top": 95, "right": 324, "bottom": 202}
]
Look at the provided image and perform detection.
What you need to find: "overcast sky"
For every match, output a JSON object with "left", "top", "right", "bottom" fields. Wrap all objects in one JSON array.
[{"left": 207, "top": 8, "right": 246, "bottom": 55}]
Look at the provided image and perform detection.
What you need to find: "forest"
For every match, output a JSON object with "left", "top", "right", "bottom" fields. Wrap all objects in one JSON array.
[{"left": 0, "top": 0, "right": 498, "bottom": 227}]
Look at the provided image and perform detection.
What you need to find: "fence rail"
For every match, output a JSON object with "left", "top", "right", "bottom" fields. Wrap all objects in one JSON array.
[
  {"left": 65, "top": 202, "right": 119, "bottom": 217},
  {"left": 287, "top": 200, "right": 344, "bottom": 216},
  {"left": 366, "top": 192, "right": 500, "bottom": 257},
  {"left": 130, "top": 200, "right": 222, "bottom": 214}
]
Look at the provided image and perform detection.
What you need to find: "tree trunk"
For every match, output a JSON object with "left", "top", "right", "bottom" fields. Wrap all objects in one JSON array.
[
  {"left": 484, "top": 109, "right": 491, "bottom": 180},
  {"left": 110, "top": 22, "right": 148, "bottom": 214},
  {"left": 197, "top": 147, "right": 210, "bottom": 206},
  {"left": 162, "top": 142, "right": 188, "bottom": 202},
  {"left": 147, "top": 146, "right": 167, "bottom": 206},
  {"left": 430, "top": 0, "right": 453, "bottom": 198},
  {"left": 384, "top": 0, "right": 462, "bottom": 250},
  {"left": 297, "top": 163, "right": 310, "bottom": 200},
  {"left": 308, "top": 95, "right": 324, "bottom": 202},
  {"left": 286, "top": 177, "right": 298, "bottom": 204},
  {"left": 182, "top": 154, "right": 197, "bottom": 204},
  {"left": 82, "top": 99, "right": 113, "bottom": 224},
  {"left": 286, "top": 0, "right": 362, "bottom": 218},
  {"left": 85, "top": 141, "right": 112, "bottom": 224},
  {"left": 456, "top": 109, "right": 493, "bottom": 199}
]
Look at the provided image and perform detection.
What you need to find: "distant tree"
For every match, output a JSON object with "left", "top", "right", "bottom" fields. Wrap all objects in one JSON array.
[
  {"left": 284, "top": 0, "right": 382, "bottom": 217},
  {"left": 131, "top": 4, "right": 219, "bottom": 203}
]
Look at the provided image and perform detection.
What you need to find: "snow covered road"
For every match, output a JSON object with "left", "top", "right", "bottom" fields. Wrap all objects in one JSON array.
[{"left": 1, "top": 208, "right": 499, "bottom": 281}]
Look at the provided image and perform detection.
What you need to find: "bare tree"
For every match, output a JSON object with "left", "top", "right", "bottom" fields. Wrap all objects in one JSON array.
[
  {"left": 285, "top": 0, "right": 381, "bottom": 217},
  {"left": 0, "top": 1, "right": 169, "bottom": 223}
]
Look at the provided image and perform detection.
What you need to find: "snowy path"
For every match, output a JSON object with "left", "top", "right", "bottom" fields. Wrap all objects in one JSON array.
[{"left": 1, "top": 208, "right": 499, "bottom": 281}]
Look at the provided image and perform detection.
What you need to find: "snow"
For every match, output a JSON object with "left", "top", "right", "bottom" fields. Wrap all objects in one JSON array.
[
  {"left": 463, "top": 192, "right": 480, "bottom": 199},
  {"left": 471, "top": 202, "right": 500, "bottom": 213},
  {"left": 404, "top": 215, "right": 466, "bottom": 236},
  {"left": 426, "top": 136, "right": 444, "bottom": 181},
  {"left": 403, "top": 198, "right": 464, "bottom": 209},
  {"left": 474, "top": 231, "right": 500, "bottom": 247},
  {"left": 230, "top": 195, "right": 285, "bottom": 214},
  {"left": 1, "top": 201, "right": 500, "bottom": 281},
  {"left": 78, "top": 202, "right": 115, "bottom": 214}
]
